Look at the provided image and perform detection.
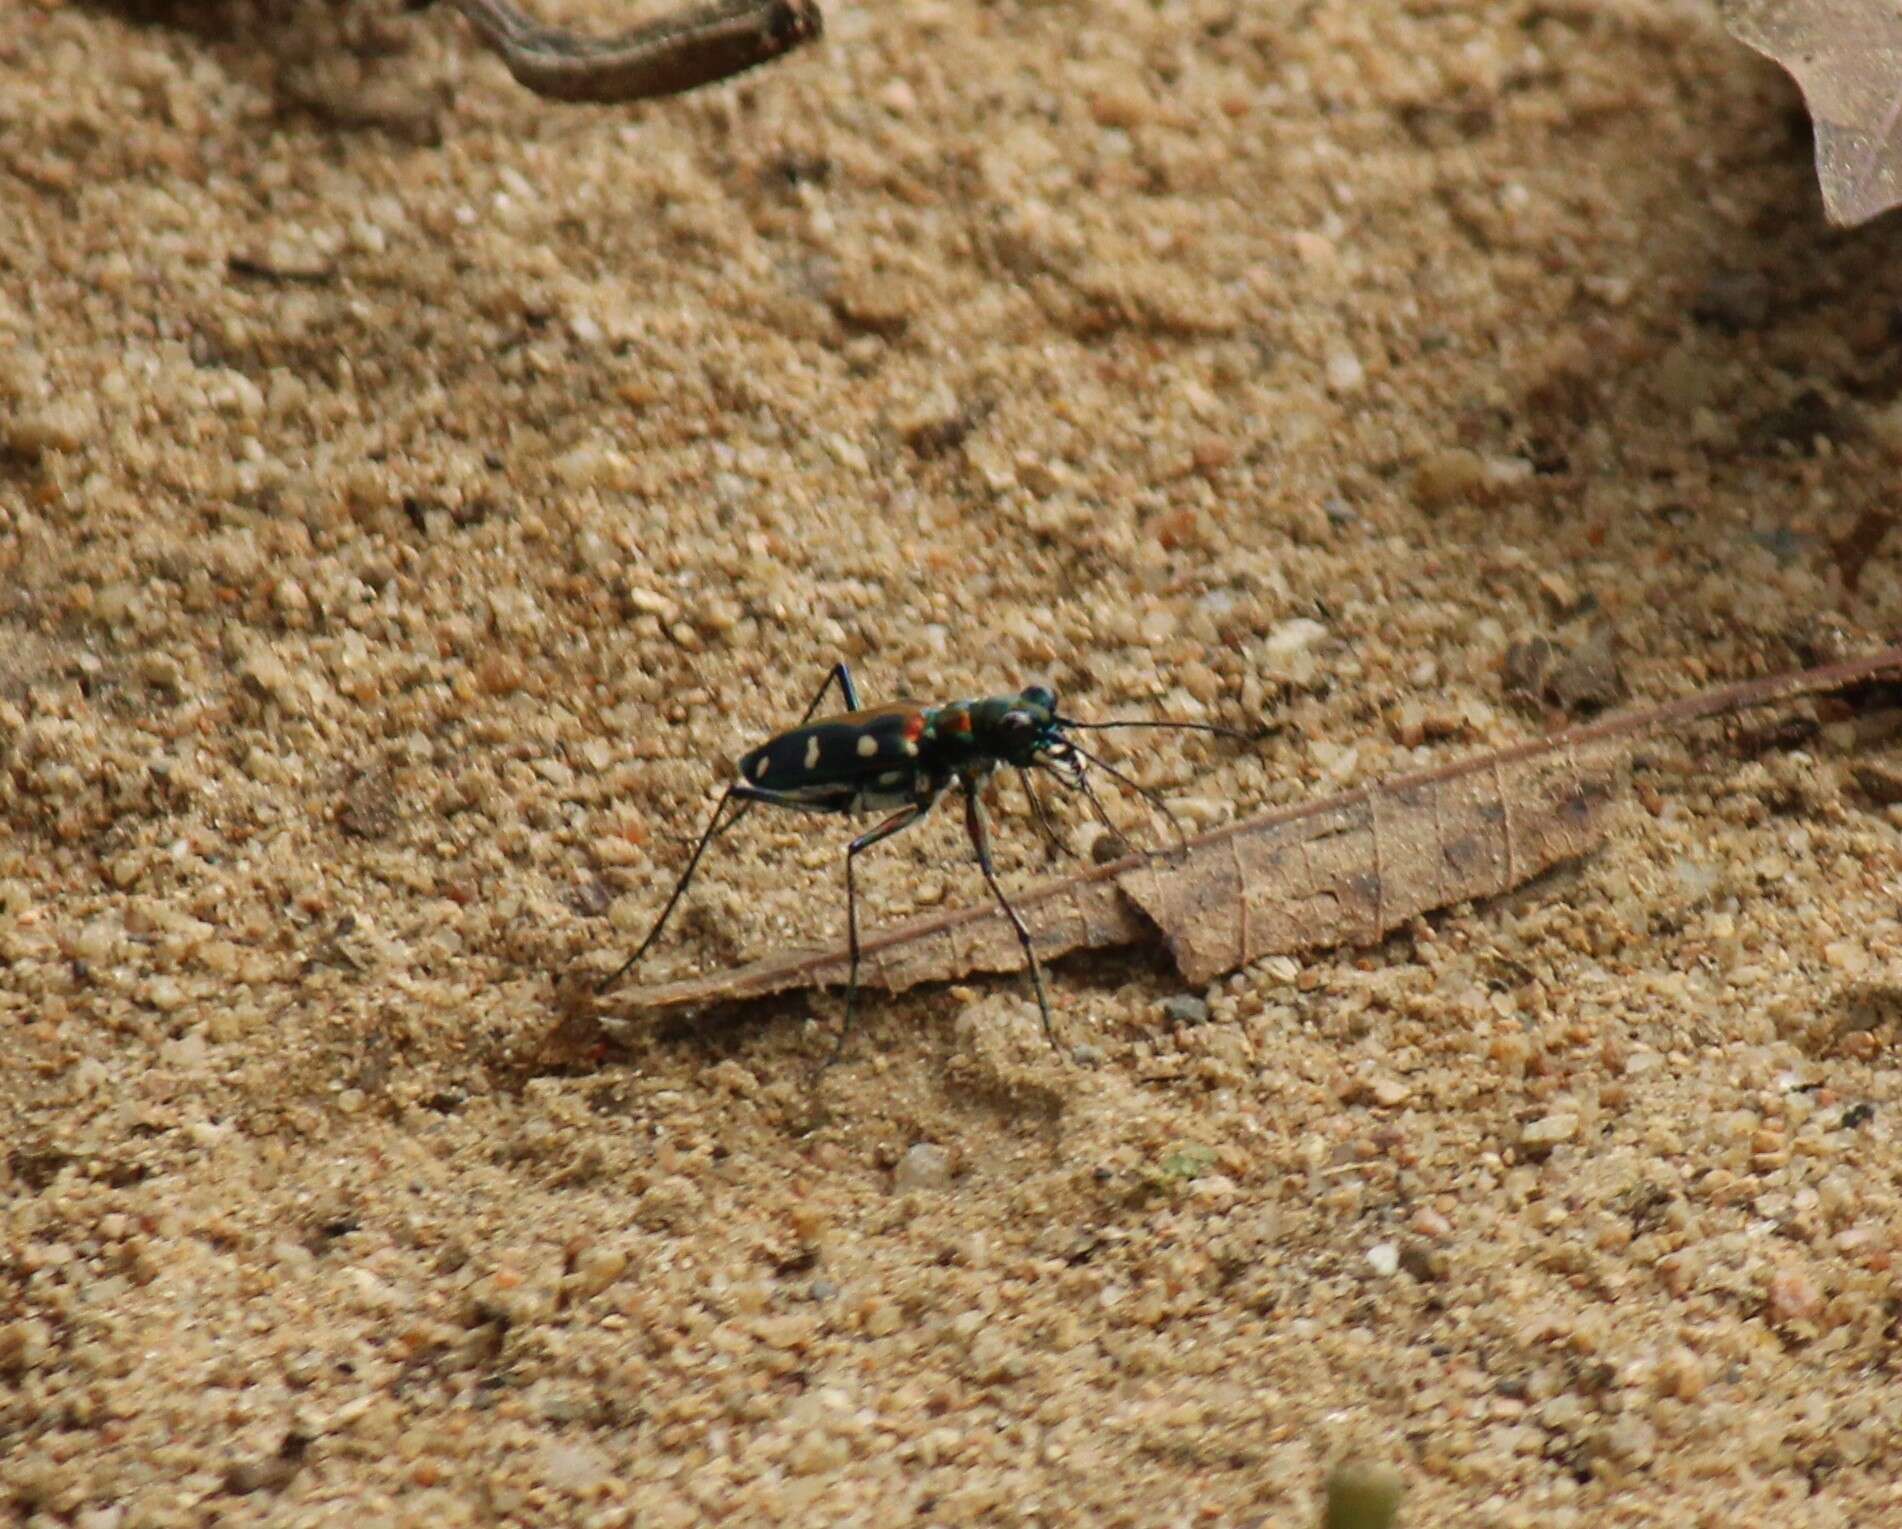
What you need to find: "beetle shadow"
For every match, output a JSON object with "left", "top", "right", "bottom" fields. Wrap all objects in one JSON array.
[{"left": 566, "top": 936, "right": 1192, "bottom": 1150}]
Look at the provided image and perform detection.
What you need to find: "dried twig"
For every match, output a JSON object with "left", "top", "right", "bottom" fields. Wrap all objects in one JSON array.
[
  {"left": 598, "top": 646, "right": 1902, "bottom": 1019},
  {"left": 426, "top": 0, "right": 822, "bottom": 103}
]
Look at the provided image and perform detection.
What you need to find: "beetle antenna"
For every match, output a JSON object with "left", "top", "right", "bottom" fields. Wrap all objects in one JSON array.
[
  {"left": 1020, "top": 770, "right": 1075, "bottom": 861},
  {"left": 1058, "top": 738, "right": 1192, "bottom": 852},
  {"left": 1038, "top": 761, "right": 1120, "bottom": 843},
  {"left": 1056, "top": 716, "right": 1270, "bottom": 742}
]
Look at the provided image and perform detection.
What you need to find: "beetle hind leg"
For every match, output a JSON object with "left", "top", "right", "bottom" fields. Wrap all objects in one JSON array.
[
  {"left": 819, "top": 800, "right": 929, "bottom": 1072},
  {"left": 597, "top": 784, "right": 749, "bottom": 994}
]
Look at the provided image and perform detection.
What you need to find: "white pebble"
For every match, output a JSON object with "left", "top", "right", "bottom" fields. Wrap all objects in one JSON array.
[
  {"left": 894, "top": 1143, "right": 952, "bottom": 1193},
  {"left": 1522, "top": 1113, "right": 1579, "bottom": 1148},
  {"left": 1264, "top": 617, "right": 1328, "bottom": 657},
  {"left": 1325, "top": 345, "right": 1365, "bottom": 395}
]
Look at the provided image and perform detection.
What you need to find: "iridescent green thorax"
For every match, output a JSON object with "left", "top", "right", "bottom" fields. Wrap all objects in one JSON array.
[{"left": 921, "top": 684, "right": 1061, "bottom": 770}]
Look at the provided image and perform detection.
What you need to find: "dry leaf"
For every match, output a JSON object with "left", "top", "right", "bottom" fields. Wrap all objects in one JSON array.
[
  {"left": 596, "top": 647, "right": 1902, "bottom": 1024},
  {"left": 1722, "top": 0, "right": 1902, "bottom": 225},
  {"left": 607, "top": 746, "right": 1611, "bottom": 1019}
]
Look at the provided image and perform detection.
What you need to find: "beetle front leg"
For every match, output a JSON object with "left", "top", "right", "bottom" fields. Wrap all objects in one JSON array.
[{"left": 964, "top": 780, "right": 1061, "bottom": 1055}]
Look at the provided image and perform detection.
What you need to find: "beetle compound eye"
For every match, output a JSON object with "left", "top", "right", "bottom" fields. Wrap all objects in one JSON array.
[{"left": 1021, "top": 685, "right": 1057, "bottom": 713}]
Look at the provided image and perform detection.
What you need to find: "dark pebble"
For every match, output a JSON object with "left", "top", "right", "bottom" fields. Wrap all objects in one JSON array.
[{"left": 1161, "top": 995, "right": 1209, "bottom": 1026}]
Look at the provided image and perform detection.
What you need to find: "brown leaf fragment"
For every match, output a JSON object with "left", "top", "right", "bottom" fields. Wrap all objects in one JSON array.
[
  {"left": 1721, "top": 0, "right": 1902, "bottom": 226},
  {"left": 600, "top": 646, "right": 1902, "bottom": 1020},
  {"left": 1122, "top": 747, "right": 1614, "bottom": 986},
  {"left": 611, "top": 864, "right": 1151, "bottom": 1015}
]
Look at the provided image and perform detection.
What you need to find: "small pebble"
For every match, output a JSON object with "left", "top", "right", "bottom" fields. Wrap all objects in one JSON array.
[
  {"left": 1547, "top": 627, "right": 1624, "bottom": 714},
  {"left": 1410, "top": 446, "right": 1492, "bottom": 510},
  {"left": 1324, "top": 344, "right": 1365, "bottom": 395},
  {"left": 0, "top": 1318, "right": 53, "bottom": 1374},
  {"left": 5, "top": 401, "right": 91, "bottom": 456},
  {"left": 539, "top": 1439, "right": 610, "bottom": 1492},
  {"left": 1599, "top": 1414, "right": 1658, "bottom": 1467},
  {"left": 1766, "top": 1267, "right": 1822, "bottom": 1324},
  {"left": 1263, "top": 617, "right": 1328, "bottom": 657},
  {"left": 1365, "top": 1241, "right": 1400, "bottom": 1277},
  {"left": 1323, "top": 1460, "right": 1404, "bottom": 1529},
  {"left": 894, "top": 1144, "right": 952, "bottom": 1193},
  {"left": 1521, "top": 1113, "right": 1579, "bottom": 1150},
  {"left": 569, "top": 1246, "right": 627, "bottom": 1299},
  {"left": 239, "top": 651, "right": 294, "bottom": 703},
  {"left": 1161, "top": 995, "right": 1210, "bottom": 1026}
]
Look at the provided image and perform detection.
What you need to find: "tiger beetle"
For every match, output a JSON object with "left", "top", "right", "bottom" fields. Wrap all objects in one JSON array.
[{"left": 597, "top": 665, "right": 1260, "bottom": 1066}]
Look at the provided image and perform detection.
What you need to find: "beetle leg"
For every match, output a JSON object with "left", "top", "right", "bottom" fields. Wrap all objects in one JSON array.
[
  {"left": 821, "top": 799, "right": 931, "bottom": 1070},
  {"left": 597, "top": 783, "right": 745, "bottom": 993},
  {"left": 964, "top": 779, "right": 1061, "bottom": 1055},
  {"left": 600, "top": 664, "right": 864, "bottom": 995},
  {"left": 793, "top": 662, "right": 861, "bottom": 722}
]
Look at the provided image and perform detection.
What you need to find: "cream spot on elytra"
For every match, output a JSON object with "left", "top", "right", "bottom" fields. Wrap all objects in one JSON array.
[
  {"left": 857, "top": 734, "right": 879, "bottom": 758},
  {"left": 804, "top": 735, "right": 820, "bottom": 771}
]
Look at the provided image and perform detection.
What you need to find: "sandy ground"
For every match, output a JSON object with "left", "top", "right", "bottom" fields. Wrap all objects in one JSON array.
[{"left": 4, "top": 0, "right": 1902, "bottom": 1522}]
